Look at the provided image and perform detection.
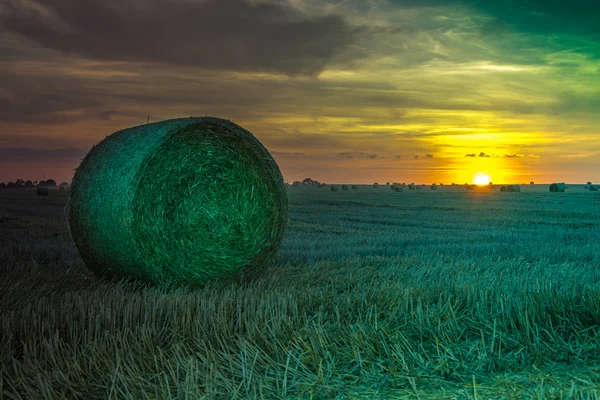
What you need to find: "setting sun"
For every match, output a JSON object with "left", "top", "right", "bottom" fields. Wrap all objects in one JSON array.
[{"left": 474, "top": 174, "right": 491, "bottom": 185}]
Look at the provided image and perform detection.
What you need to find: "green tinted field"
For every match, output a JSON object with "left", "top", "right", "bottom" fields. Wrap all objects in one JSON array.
[{"left": 1, "top": 185, "right": 600, "bottom": 399}]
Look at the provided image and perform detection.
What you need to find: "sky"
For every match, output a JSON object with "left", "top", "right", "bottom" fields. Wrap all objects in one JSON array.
[{"left": 1, "top": 0, "right": 599, "bottom": 185}]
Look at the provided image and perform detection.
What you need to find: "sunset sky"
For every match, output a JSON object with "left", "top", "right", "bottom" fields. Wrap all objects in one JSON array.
[{"left": 1, "top": 0, "right": 599, "bottom": 184}]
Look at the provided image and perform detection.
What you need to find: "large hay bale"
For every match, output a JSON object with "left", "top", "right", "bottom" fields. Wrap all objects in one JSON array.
[
  {"left": 507, "top": 185, "right": 520, "bottom": 192},
  {"left": 500, "top": 186, "right": 507, "bottom": 192},
  {"left": 589, "top": 185, "right": 598, "bottom": 191},
  {"left": 393, "top": 185, "right": 403, "bottom": 192},
  {"left": 37, "top": 187, "right": 49, "bottom": 196},
  {"left": 430, "top": 185, "right": 437, "bottom": 190},
  {"left": 549, "top": 182, "right": 565, "bottom": 192},
  {"left": 373, "top": 182, "right": 379, "bottom": 188},
  {"left": 66, "top": 117, "right": 289, "bottom": 286}
]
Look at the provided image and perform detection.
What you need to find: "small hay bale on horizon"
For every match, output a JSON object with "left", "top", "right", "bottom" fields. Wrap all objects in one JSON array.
[
  {"left": 66, "top": 117, "right": 289, "bottom": 287},
  {"left": 373, "top": 182, "right": 379, "bottom": 188},
  {"left": 549, "top": 182, "right": 566, "bottom": 192},
  {"left": 507, "top": 185, "right": 520, "bottom": 192},
  {"left": 431, "top": 185, "right": 437, "bottom": 190}
]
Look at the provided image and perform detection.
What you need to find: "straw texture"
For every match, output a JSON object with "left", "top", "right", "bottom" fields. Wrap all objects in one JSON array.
[{"left": 66, "top": 117, "right": 288, "bottom": 286}]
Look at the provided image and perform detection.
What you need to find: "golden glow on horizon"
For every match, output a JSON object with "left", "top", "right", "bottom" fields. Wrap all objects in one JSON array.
[{"left": 474, "top": 174, "right": 491, "bottom": 185}]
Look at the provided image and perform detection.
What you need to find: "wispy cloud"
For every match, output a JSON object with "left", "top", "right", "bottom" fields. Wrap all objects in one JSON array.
[{"left": 339, "top": 152, "right": 379, "bottom": 159}]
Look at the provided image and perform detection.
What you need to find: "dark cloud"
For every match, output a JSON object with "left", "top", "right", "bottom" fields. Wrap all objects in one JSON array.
[
  {"left": 478, "top": 152, "right": 490, "bottom": 157},
  {"left": 504, "top": 153, "right": 523, "bottom": 158},
  {"left": 465, "top": 153, "right": 476, "bottom": 157},
  {"left": 0, "top": 0, "right": 375, "bottom": 76},
  {"left": 0, "top": 147, "right": 88, "bottom": 162},
  {"left": 339, "top": 152, "right": 378, "bottom": 159}
]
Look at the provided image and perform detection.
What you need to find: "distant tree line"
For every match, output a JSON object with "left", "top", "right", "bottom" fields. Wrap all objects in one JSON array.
[{"left": 0, "top": 179, "right": 60, "bottom": 189}]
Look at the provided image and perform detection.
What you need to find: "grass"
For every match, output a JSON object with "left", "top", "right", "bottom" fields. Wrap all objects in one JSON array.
[{"left": 1, "top": 185, "right": 600, "bottom": 399}]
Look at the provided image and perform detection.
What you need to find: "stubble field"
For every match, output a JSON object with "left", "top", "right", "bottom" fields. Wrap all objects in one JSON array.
[{"left": 1, "top": 184, "right": 600, "bottom": 399}]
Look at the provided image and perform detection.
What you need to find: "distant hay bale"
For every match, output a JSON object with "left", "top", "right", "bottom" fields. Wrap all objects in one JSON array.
[
  {"left": 342, "top": 184, "right": 349, "bottom": 190},
  {"left": 390, "top": 185, "right": 396, "bottom": 190},
  {"left": 37, "top": 187, "right": 49, "bottom": 196},
  {"left": 331, "top": 185, "right": 338, "bottom": 191},
  {"left": 500, "top": 186, "right": 507, "bottom": 192},
  {"left": 373, "top": 182, "right": 379, "bottom": 188},
  {"left": 352, "top": 185, "right": 358, "bottom": 190},
  {"left": 530, "top": 181, "right": 534, "bottom": 185},
  {"left": 549, "top": 182, "right": 565, "bottom": 192},
  {"left": 430, "top": 185, "right": 437, "bottom": 190},
  {"left": 393, "top": 186, "right": 403, "bottom": 192},
  {"left": 66, "top": 117, "right": 289, "bottom": 287},
  {"left": 386, "top": 182, "right": 390, "bottom": 185},
  {"left": 507, "top": 185, "right": 520, "bottom": 192},
  {"left": 408, "top": 184, "right": 415, "bottom": 190},
  {"left": 590, "top": 185, "right": 598, "bottom": 191}
]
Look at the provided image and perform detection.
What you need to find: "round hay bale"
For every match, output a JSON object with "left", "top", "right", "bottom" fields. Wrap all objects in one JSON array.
[
  {"left": 386, "top": 182, "right": 390, "bottom": 185},
  {"left": 37, "top": 187, "right": 49, "bottom": 196},
  {"left": 393, "top": 186, "right": 403, "bottom": 192},
  {"left": 589, "top": 185, "right": 598, "bottom": 191},
  {"left": 373, "top": 182, "right": 379, "bottom": 188},
  {"left": 430, "top": 185, "right": 437, "bottom": 190},
  {"left": 408, "top": 184, "right": 415, "bottom": 190},
  {"left": 331, "top": 185, "right": 338, "bottom": 191},
  {"left": 351, "top": 185, "right": 358, "bottom": 190},
  {"left": 549, "top": 182, "right": 565, "bottom": 192},
  {"left": 66, "top": 117, "right": 289, "bottom": 286},
  {"left": 530, "top": 181, "right": 534, "bottom": 185},
  {"left": 507, "top": 185, "right": 520, "bottom": 192},
  {"left": 500, "top": 186, "right": 507, "bottom": 192},
  {"left": 342, "top": 184, "right": 349, "bottom": 191}
]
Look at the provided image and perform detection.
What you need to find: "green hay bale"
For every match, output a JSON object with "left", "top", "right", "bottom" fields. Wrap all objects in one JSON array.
[
  {"left": 66, "top": 117, "right": 289, "bottom": 286},
  {"left": 393, "top": 186, "right": 403, "bottom": 192},
  {"left": 549, "top": 182, "right": 565, "bottom": 192},
  {"left": 507, "top": 185, "right": 520, "bottom": 192},
  {"left": 500, "top": 186, "right": 507, "bottom": 192},
  {"left": 37, "top": 187, "right": 49, "bottom": 196}
]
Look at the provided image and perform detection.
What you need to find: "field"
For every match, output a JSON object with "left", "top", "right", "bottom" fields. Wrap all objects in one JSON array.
[{"left": 1, "top": 184, "right": 600, "bottom": 399}]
